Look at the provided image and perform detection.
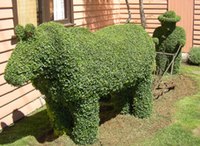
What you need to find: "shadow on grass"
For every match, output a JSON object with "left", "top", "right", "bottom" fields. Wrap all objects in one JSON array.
[
  {"left": 0, "top": 108, "right": 58, "bottom": 145},
  {"left": 0, "top": 89, "right": 131, "bottom": 145},
  {"left": 0, "top": 104, "right": 123, "bottom": 145}
]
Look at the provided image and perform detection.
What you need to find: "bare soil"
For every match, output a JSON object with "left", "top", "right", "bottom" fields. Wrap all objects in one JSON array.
[
  {"left": 93, "top": 75, "right": 198, "bottom": 146},
  {"left": 40, "top": 74, "right": 198, "bottom": 146}
]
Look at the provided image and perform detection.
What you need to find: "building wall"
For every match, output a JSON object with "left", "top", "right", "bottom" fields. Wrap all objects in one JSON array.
[
  {"left": 73, "top": 0, "right": 121, "bottom": 30},
  {"left": 0, "top": 0, "right": 45, "bottom": 130},
  {"left": 194, "top": 0, "right": 200, "bottom": 46},
  {"left": 120, "top": 0, "right": 168, "bottom": 35},
  {"left": 168, "top": 0, "right": 194, "bottom": 52}
]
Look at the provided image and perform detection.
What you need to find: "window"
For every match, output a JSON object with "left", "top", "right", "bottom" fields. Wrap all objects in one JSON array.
[
  {"left": 38, "top": 0, "right": 74, "bottom": 25},
  {"left": 16, "top": 0, "right": 74, "bottom": 26}
]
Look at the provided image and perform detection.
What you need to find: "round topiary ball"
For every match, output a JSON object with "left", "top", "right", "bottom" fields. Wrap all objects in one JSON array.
[{"left": 188, "top": 47, "right": 200, "bottom": 65}]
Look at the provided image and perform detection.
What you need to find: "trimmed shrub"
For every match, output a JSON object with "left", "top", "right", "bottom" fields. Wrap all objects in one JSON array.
[
  {"left": 4, "top": 22, "right": 155, "bottom": 144},
  {"left": 15, "top": 25, "right": 25, "bottom": 41},
  {"left": 153, "top": 11, "right": 186, "bottom": 74},
  {"left": 15, "top": 24, "right": 36, "bottom": 41},
  {"left": 188, "top": 47, "right": 200, "bottom": 66},
  {"left": 25, "top": 24, "right": 36, "bottom": 39}
]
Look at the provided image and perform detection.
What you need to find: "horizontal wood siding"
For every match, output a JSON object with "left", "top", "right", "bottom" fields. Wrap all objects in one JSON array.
[
  {"left": 194, "top": 0, "right": 200, "bottom": 46},
  {"left": 0, "top": 0, "right": 44, "bottom": 130},
  {"left": 168, "top": 0, "right": 194, "bottom": 52},
  {"left": 73, "top": 0, "right": 121, "bottom": 31},
  {"left": 120, "top": 0, "right": 168, "bottom": 35}
]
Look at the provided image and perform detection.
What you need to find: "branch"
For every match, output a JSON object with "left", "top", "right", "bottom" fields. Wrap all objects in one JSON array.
[
  {"left": 125, "top": 0, "right": 131, "bottom": 23},
  {"left": 139, "top": 0, "right": 146, "bottom": 28}
]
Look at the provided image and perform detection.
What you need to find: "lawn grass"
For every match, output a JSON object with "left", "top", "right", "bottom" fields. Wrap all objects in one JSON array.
[
  {"left": 0, "top": 64, "right": 200, "bottom": 146},
  {"left": 138, "top": 64, "right": 200, "bottom": 146},
  {"left": 0, "top": 107, "right": 52, "bottom": 146}
]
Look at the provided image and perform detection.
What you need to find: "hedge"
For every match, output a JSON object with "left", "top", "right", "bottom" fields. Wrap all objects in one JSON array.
[
  {"left": 188, "top": 47, "right": 200, "bottom": 66},
  {"left": 153, "top": 11, "right": 186, "bottom": 74},
  {"left": 5, "top": 22, "right": 155, "bottom": 145}
]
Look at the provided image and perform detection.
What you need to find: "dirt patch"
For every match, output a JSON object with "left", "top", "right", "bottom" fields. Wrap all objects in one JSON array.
[
  {"left": 92, "top": 75, "right": 198, "bottom": 146},
  {"left": 193, "top": 126, "right": 200, "bottom": 137},
  {"left": 39, "top": 75, "right": 198, "bottom": 146}
]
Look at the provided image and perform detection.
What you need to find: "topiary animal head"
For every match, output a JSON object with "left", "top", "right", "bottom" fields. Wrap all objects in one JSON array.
[
  {"left": 15, "top": 24, "right": 36, "bottom": 41},
  {"left": 5, "top": 22, "right": 68, "bottom": 86},
  {"left": 4, "top": 36, "right": 40, "bottom": 86}
]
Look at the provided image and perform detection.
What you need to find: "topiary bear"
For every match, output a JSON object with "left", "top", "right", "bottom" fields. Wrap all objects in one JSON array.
[
  {"left": 4, "top": 22, "right": 155, "bottom": 145},
  {"left": 153, "top": 11, "right": 186, "bottom": 74}
]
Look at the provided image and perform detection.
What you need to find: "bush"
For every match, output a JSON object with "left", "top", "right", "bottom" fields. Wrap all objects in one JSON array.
[
  {"left": 153, "top": 11, "right": 186, "bottom": 74},
  {"left": 188, "top": 47, "right": 200, "bottom": 65},
  {"left": 5, "top": 22, "right": 155, "bottom": 144},
  {"left": 25, "top": 24, "right": 36, "bottom": 39},
  {"left": 15, "top": 24, "right": 36, "bottom": 41},
  {"left": 15, "top": 25, "right": 25, "bottom": 41}
]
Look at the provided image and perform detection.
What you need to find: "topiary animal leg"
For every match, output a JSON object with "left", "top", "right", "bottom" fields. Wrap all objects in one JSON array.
[
  {"left": 133, "top": 74, "right": 153, "bottom": 118},
  {"left": 120, "top": 88, "right": 134, "bottom": 115},
  {"left": 71, "top": 97, "right": 99, "bottom": 145},
  {"left": 45, "top": 97, "right": 73, "bottom": 136}
]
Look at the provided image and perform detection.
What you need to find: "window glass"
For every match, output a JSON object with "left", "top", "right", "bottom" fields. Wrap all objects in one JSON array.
[
  {"left": 37, "top": 0, "right": 73, "bottom": 25},
  {"left": 17, "top": 0, "right": 37, "bottom": 26},
  {"left": 17, "top": 0, "right": 73, "bottom": 26},
  {"left": 53, "top": 0, "right": 65, "bottom": 21}
]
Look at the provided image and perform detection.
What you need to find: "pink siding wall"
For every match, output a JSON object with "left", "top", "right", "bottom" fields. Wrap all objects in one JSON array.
[
  {"left": 120, "top": 0, "right": 168, "bottom": 35},
  {"left": 73, "top": 0, "right": 121, "bottom": 30},
  {"left": 0, "top": 0, "right": 45, "bottom": 130},
  {"left": 194, "top": 0, "right": 200, "bottom": 46},
  {"left": 168, "top": 0, "right": 194, "bottom": 52}
]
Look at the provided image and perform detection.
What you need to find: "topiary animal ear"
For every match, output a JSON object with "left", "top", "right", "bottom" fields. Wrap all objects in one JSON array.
[
  {"left": 15, "top": 25, "right": 25, "bottom": 41},
  {"left": 25, "top": 24, "right": 36, "bottom": 39}
]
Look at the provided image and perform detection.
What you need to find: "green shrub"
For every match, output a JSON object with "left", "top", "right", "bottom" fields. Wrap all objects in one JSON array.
[
  {"left": 5, "top": 22, "right": 155, "bottom": 144},
  {"left": 15, "top": 24, "right": 36, "bottom": 41},
  {"left": 188, "top": 47, "right": 200, "bottom": 65},
  {"left": 153, "top": 11, "right": 186, "bottom": 74},
  {"left": 15, "top": 25, "right": 25, "bottom": 41},
  {"left": 25, "top": 24, "right": 36, "bottom": 39}
]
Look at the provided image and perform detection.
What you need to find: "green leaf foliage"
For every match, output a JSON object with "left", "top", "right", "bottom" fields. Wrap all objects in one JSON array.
[
  {"left": 153, "top": 11, "right": 186, "bottom": 74},
  {"left": 188, "top": 47, "right": 200, "bottom": 66},
  {"left": 15, "top": 25, "right": 25, "bottom": 41},
  {"left": 4, "top": 22, "right": 155, "bottom": 144},
  {"left": 158, "top": 11, "right": 181, "bottom": 23},
  {"left": 25, "top": 23, "right": 36, "bottom": 39}
]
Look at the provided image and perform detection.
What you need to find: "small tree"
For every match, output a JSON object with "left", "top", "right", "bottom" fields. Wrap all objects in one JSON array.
[
  {"left": 139, "top": 0, "right": 146, "bottom": 28},
  {"left": 125, "top": 0, "right": 131, "bottom": 23}
]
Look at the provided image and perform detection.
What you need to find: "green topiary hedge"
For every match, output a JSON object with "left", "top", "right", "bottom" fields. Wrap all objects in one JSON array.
[
  {"left": 4, "top": 22, "right": 155, "bottom": 145},
  {"left": 153, "top": 11, "right": 186, "bottom": 74},
  {"left": 188, "top": 47, "right": 200, "bottom": 66}
]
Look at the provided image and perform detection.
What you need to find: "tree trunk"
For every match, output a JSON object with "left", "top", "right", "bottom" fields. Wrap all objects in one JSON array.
[
  {"left": 125, "top": 0, "right": 131, "bottom": 23},
  {"left": 139, "top": 0, "right": 146, "bottom": 28}
]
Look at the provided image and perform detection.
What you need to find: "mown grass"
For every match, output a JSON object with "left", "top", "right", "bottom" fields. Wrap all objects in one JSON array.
[
  {"left": 0, "top": 107, "right": 52, "bottom": 146},
  {"left": 139, "top": 64, "right": 200, "bottom": 146}
]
